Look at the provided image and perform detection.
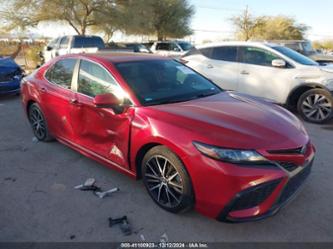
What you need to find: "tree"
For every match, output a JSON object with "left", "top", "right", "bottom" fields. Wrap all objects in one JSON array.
[
  {"left": 1, "top": 0, "right": 121, "bottom": 35},
  {"left": 231, "top": 7, "right": 309, "bottom": 41},
  {"left": 313, "top": 40, "right": 333, "bottom": 51},
  {"left": 253, "top": 16, "right": 309, "bottom": 40},
  {"left": 120, "top": 0, "right": 195, "bottom": 40},
  {"left": 230, "top": 6, "right": 263, "bottom": 41},
  {"left": 1, "top": 0, "right": 194, "bottom": 40}
]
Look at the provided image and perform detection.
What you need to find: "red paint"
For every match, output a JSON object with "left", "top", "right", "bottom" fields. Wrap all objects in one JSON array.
[{"left": 21, "top": 53, "right": 315, "bottom": 221}]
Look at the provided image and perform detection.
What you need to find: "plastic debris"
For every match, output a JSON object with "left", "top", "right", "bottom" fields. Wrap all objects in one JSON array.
[
  {"left": 109, "top": 216, "right": 132, "bottom": 236},
  {"left": 94, "top": 187, "right": 120, "bottom": 199}
]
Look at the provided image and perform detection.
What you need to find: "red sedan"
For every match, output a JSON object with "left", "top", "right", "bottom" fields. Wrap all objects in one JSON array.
[{"left": 21, "top": 53, "right": 315, "bottom": 222}]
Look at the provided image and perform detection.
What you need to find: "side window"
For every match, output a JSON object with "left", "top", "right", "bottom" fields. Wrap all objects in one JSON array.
[
  {"left": 241, "top": 47, "right": 280, "bottom": 67},
  {"left": 211, "top": 46, "right": 238, "bottom": 62},
  {"left": 285, "top": 43, "right": 302, "bottom": 53},
  {"left": 78, "top": 60, "right": 118, "bottom": 97},
  {"left": 170, "top": 43, "right": 181, "bottom": 52},
  {"left": 200, "top": 48, "right": 214, "bottom": 58},
  {"left": 45, "top": 59, "right": 76, "bottom": 88},
  {"left": 200, "top": 47, "right": 238, "bottom": 62},
  {"left": 156, "top": 43, "right": 170, "bottom": 51},
  {"left": 59, "top": 37, "right": 69, "bottom": 49}
]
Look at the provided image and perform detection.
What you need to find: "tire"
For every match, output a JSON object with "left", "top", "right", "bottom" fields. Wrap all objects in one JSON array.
[
  {"left": 141, "top": 146, "right": 194, "bottom": 213},
  {"left": 297, "top": 89, "right": 333, "bottom": 124},
  {"left": 28, "top": 103, "right": 54, "bottom": 141}
]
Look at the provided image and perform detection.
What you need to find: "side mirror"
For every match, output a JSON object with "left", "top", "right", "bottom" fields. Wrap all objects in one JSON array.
[
  {"left": 272, "top": 59, "right": 286, "bottom": 68},
  {"left": 46, "top": 46, "right": 52, "bottom": 51},
  {"left": 173, "top": 47, "right": 181, "bottom": 52},
  {"left": 93, "top": 93, "right": 121, "bottom": 108},
  {"left": 94, "top": 93, "right": 129, "bottom": 114}
]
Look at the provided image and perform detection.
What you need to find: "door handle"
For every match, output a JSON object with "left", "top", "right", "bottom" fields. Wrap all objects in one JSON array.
[
  {"left": 207, "top": 64, "right": 214, "bottom": 69},
  {"left": 69, "top": 98, "right": 79, "bottom": 105},
  {"left": 39, "top": 87, "right": 47, "bottom": 93},
  {"left": 240, "top": 70, "right": 250, "bottom": 75}
]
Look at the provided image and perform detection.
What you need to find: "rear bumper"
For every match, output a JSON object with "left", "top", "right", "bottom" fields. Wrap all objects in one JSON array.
[{"left": 217, "top": 158, "right": 313, "bottom": 223}]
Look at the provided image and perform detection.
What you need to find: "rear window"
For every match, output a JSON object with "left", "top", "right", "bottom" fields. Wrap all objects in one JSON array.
[
  {"left": 178, "top": 42, "right": 192, "bottom": 51},
  {"left": 72, "top": 36, "right": 105, "bottom": 49},
  {"left": 156, "top": 43, "right": 171, "bottom": 51}
]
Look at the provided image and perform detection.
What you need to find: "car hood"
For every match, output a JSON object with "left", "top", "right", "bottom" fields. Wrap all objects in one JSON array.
[
  {"left": 147, "top": 92, "right": 308, "bottom": 150},
  {"left": 0, "top": 57, "right": 20, "bottom": 74}
]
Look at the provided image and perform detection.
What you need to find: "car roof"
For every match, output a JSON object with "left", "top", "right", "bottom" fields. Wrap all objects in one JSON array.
[
  {"left": 76, "top": 52, "right": 169, "bottom": 63},
  {"left": 196, "top": 41, "right": 280, "bottom": 49}
]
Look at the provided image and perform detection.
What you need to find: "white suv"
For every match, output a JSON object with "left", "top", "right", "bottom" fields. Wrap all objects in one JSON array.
[{"left": 182, "top": 41, "right": 333, "bottom": 123}]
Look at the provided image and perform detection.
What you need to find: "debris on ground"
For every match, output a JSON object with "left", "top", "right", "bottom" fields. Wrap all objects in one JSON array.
[
  {"left": 109, "top": 216, "right": 132, "bottom": 236},
  {"left": 32, "top": 137, "right": 38, "bottom": 143},
  {"left": 4, "top": 177, "right": 16, "bottom": 182},
  {"left": 160, "top": 232, "right": 169, "bottom": 243},
  {"left": 74, "top": 178, "right": 120, "bottom": 198},
  {"left": 74, "top": 178, "right": 101, "bottom": 191},
  {"left": 94, "top": 187, "right": 120, "bottom": 199},
  {"left": 69, "top": 235, "right": 76, "bottom": 240}
]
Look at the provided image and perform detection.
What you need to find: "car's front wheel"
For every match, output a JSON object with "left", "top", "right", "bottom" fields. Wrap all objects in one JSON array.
[
  {"left": 28, "top": 103, "right": 53, "bottom": 141},
  {"left": 297, "top": 89, "right": 333, "bottom": 123},
  {"left": 142, "top": 146, "right": 194, "bottom": 213}
]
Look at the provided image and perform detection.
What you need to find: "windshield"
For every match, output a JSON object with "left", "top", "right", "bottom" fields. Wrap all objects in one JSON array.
[
  {"left": 178, "top": 42, "right": 193, "bottom": 51},
  {"left": 272, "top": 46, "right": 318, "bottom": 66},
  {"left": 115, "top": 60, "right": 221, "bottom": 106}
]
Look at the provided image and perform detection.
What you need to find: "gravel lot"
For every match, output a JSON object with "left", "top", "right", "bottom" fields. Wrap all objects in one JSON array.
[{"left": 0, "top": 95, "right": 333, "bottom": 242}]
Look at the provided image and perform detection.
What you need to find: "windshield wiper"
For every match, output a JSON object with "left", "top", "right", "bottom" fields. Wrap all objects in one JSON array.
[{"left": 146, "top": 91, "right": 218, "bottom": 106}]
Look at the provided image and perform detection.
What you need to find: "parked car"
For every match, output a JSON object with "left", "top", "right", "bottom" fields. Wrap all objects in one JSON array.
[
  {"left": 182, "top": 42, "right": 333, "bottom": 123},
  {"left": 41, "top": 35, "right": 105, "bottom": 63},
  {"left": 107, "top": 42, "right": 152, "bottom": 53},
  {"left": 21, "top": 53, "right": 315, "bottom": 222},
  {"left": 273, "top": 40, "right": 333, "bottom": 64},
  {"left": 0, "top": 57, "right": 24, "bottom": 95},
  {"left": 150, "top": 40, "right": 193, "bottom": 58}
]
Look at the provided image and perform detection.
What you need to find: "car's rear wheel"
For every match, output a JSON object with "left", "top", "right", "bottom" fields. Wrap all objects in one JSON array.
[
  {"left": 28, "top": 103, "right": 53, "bottom": 141},
  {"left": 297, "top": 89, "right": 333, "bottom": 123},
  {"left": 142, "top": 146, "right": 194, "bottom": 213}
]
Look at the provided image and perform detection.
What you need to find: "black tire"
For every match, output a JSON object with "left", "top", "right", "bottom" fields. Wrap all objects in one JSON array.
[
  {"left": 28, "top": 103, "right": 54, "bottom": 141},
  {"left": 297, "top": 89, "right": 333, "bottom": 124},
  {"left": 141, "top": 145, "right": 194, "bottom": 213}
]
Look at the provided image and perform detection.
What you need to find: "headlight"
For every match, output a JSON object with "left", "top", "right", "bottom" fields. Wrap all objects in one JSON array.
[{"left": 193, "top": 142, "right": 268, "bottom": 164}]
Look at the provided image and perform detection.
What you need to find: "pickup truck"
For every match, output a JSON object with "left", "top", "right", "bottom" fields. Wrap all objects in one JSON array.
[
  {"left": 273, "top": 40, "right": 333, "bottom": 65},
  {"left": 41, "top": 35, "right": 105, "bottom": 63}
]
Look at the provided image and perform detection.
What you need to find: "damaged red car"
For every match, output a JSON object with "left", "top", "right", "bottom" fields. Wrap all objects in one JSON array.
[{"left": 21, "top": 53, "right": 315, "bottom": 222}]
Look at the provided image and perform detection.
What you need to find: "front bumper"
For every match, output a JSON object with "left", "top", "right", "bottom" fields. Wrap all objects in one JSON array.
[
  {"left": 184, "top": 142, "right": 315, "bottom": 221},
  {"left": 217, "top": 158, "right": 313, "bottom": 222},
  {"left": 0, "top": 79, "right": 21, "bottom": 95}
]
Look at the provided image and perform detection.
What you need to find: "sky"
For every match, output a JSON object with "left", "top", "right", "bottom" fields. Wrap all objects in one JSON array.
[
  {"left": 190, "top": 0, "right": 333, "bottom": 42},
  {"left": 21, "top": 0, "right": 333, "bottom": 43}
]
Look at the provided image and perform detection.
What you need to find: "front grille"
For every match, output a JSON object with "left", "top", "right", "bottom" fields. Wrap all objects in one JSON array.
[
  {"left": 278, "top": 161, "right": 298, "bottom": 172},
  {"left": 268, "top": 146, "right": 304, "bottom": 155},
  {"left": 277, "top": 164, "right": 312, "bottom": 205},
  {"left": 231, "top": 179, "right": 281, "bottom": 211},
  {"left": 0, "top": 74, "right": 14, "bottom": 83}
]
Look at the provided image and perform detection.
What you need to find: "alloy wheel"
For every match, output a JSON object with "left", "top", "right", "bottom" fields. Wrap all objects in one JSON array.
[
  {"left": 301, "top": 93, "right": 332, "bottom": 122},
  {"left": 29, "top": 107, "right": 47, "bottom": 140},
  {"left": 144, "top": 155, "right": 184, "bottom": 208}
]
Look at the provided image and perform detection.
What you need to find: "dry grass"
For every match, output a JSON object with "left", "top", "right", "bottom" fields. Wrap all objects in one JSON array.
[{"left": 0, "top": 42, "right": 45, "bottom": 70}]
